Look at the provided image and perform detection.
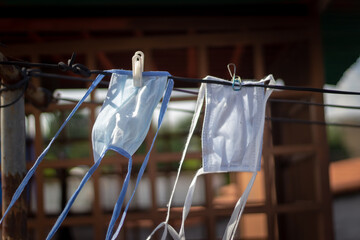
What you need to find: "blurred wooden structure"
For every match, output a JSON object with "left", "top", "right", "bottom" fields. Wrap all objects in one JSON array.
[{"left": 0, "top": 1, "right": 336, "bottom": 239}]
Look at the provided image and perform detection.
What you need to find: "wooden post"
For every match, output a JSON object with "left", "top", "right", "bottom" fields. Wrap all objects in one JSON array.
[{"left": 0, "top": 52, "right": 27, "bottom": 240}]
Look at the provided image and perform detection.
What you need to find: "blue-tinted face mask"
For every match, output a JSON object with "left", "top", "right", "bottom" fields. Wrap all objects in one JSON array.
[
  {"left": 47, "top": 71, "right": 173, "bottom": 240},
  {"left": 92, "top": 71, "right": 170, "bottom": 160},
  {"left": 92, "top": 71, "right": 173, "bottom": 240},
  {"left": 1, "top": 70, "right": 173, "bottom": 240}
]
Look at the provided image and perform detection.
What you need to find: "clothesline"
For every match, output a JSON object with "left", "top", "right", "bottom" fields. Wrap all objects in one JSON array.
[
  {"left": 54, "top": 89, "right": 360, "bottom": 111},
  {"left": 3, "top": 65, "right": 360, "bottom": 110},
  {"left": 24, "top": 69, "right": 360, "bottom": 96},
  {"left": 2, "top": 57, "right": 360, "bottom": 128},
  {"left": 2, "top": 55, "right": 360, "bottom": 95},
  {"left": 0, "top": 54, "right": 357, "bottom": 240},
  {"left": 51, "top": 95, "right": 360, "bottom": 129}
]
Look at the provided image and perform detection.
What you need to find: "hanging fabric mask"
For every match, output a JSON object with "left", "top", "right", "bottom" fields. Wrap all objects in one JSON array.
[
  {"left": 92, "top": 71, "right": 171, "bottom": 160},
  {"left": 148, "top": 74, "right": 274, "bottom": 240},
  {"left": 0, "top": 69, "right": 173, "bottom": 240},
  {"left": 45, "top": 70, "right": 174, "bottom": 240},
  {"left": 94, "top": 71, "right": 173, "bottom": 240}
]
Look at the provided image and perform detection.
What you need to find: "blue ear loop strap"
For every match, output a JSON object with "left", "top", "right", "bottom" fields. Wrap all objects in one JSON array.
[
  {"left": 105, "top": 150, "right": 133, "bottom": 239},
  {"left": 0, "top": 73, "right": 106, "bottom": 225},
  {"left": 48, "top": 74, "right": 173, "bottom": 240},
  {"left": 46, "top": 146, "right": 132, "bottom": 240},
  {"left": 107, "top": 79, "right": 174, "bottom": 240}
]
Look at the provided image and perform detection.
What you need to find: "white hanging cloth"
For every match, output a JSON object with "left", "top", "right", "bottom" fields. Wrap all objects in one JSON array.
[{"left": 148, "top": 74, "right": 275, "bottom": 240}]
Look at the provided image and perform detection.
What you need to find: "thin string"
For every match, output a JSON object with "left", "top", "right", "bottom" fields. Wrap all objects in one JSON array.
[
  {"left": 54, "top": 96, "right": 360, "bottom": 129},
  {"left": 269, "top": 98, "right": 360, "bottom": 110},
  {"left": 0, "top": 73, "right": 106, "bottom": 225},
  {"left": 2, "top": 58, "right": 360, "bottom": 96},
  {"left": 267, "top": 117, "right": 360, "bottom": 128}
]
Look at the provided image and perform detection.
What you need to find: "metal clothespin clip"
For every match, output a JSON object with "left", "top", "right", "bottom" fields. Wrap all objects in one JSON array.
[
  {"left": 227, "top": 63, "right": 242, "bottom": 91},
  {"left": 132, "top": 51, "right": 144, "bottom": 87}
]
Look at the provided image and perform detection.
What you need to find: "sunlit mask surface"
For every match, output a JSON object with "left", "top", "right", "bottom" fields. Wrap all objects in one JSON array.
[
  {"left": 92, "top": 71, "right": 169, "bottom": 160},
  {"left": 46, "top": 70, "right": 173, "bottom": 240},
  {"left": 1, "top": 70, "right": 173, "bottom": 240},
  {"left": 202, "top": 75, "right": 274, "bottom": 173},
  {"left": 148, "top": 75, "right": 274, "bottom": 240}
]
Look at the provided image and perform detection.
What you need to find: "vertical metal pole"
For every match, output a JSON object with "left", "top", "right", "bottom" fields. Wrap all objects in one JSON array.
[{"left": 0, "top": 52, "right": 27, "bottom": 240}]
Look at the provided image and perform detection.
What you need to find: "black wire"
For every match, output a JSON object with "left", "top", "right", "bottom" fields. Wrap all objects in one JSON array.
[
  {"left": 268, "top": 98, "right": 360, "bottom": 110},
  {"left": 173, "top": 88, "right": 199, "bottom": 95},
  {"left": 165, "top": 107, "right": 197, "bottom": 114},
  {"left": 267, "top": 117, "right": 360, "bottom": 128},
  {"left": 0, "top": 53, "right": 92, "bottom": 77},
  {"left": 163, "top": 106, "right": 360, "bottom": 128},
  {"left": 3, "top": 58, "right": 360, "bottom": 113},
  {"left": 3, "top": 60, "right": 360, "bottom": 133},
  {"left": 4, "top": 68, "right": 360, "bottom": 113},
  {"left": 169, "top": 76, "right": 360, "bottom": 96},
  {"left": 0, "top": 60, "right": 59, "bottom": 69},
  {"left": 172, "top": 87, "right": 360, "bottom": 111},
  {"left": 52, "top": 86, "right": 360, "bottom": 128},
  {"left": 0, "top": 79, "right": 28, "bottom": 108},
  {"left": 52, "top": 96, "right": 103, "bottom": 105},
  {"left": 2, "top": 58, "right": 360, "bottom": 96},
  {"left": 28, "top": 71, "right": 110, "bottom": 87}
]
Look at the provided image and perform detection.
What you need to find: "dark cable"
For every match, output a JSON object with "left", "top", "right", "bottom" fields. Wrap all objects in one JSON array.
[
  {"left": 0, "top": 60, "right": 59, "bottom": 69},
  {"left": 5, "top": 67, "right": 360, "bottom": 112},
  {"left": 161, "top": 105, "right": 360, "bottom": 129},
  {"left": 172, "top": 87, "right": 360, "bottom": 111},
  {"left": 267, "top": 117, "right": 360, "bottom": 128},
  {"left": 169, "top": 76, "right": 360, "bottom": 96},
  {"left": 173, "top": 88, "right": 199, "bottom": 95},
  {"left": 0, "top": 77, "right": 29, "bottom": 108},
  {"left": 52, "top": 96, "right": 103, "bottom": 105},
  {"left": 1, "top": 53, "right": 92, "bottom": 77},
  {"left": 268, "top": 98, "right": 360, "bottom": 110},
  {"left": 28, "top": 70, "right": 110, "bottom": 87},
  {"left": 165, "top": 107, "right": 197, "bottom": 114},
  {"left": 2, "top": 59, "right": 360, "bottom": 96}
]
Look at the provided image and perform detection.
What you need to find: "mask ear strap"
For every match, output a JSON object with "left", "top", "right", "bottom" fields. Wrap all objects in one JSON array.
[
  {"left": 108, "top": 78, "right": 174, "bottom": 240},
  {"left": 178, "top": 168, "right": 205, "bottom": 239},
  {"left": 0, "top": 73, "right": 106, "bottom": 226},
  {"left": 264, "top": 75, "right": 276, "bottom": 100},
  {"left": 222, "top": 172, "right": 257, "bottom": 240},
  {"left": 147, "top": 84, "right": 206, "bottom": 240},
  {"left": 105, "top": 148, "right": 133, "bottom": 240}
]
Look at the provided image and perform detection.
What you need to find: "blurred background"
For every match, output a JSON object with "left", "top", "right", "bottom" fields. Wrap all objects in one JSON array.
[{"left": 0, "top": 0, "right": 360, "bottom": 239}]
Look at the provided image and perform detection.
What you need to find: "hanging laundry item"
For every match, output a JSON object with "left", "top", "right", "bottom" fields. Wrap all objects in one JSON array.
[
  {"left": 0, "top": 69, "right": 173, "bottom": 240},
  {"left": 46, "top": 70, "right": 173, "bottom": 240},
  {"left": 92, "top": 71, "right": 170, "bottom": 160},
  {"left": 148, "top": 75, "right": 275, "bottom": 240}
]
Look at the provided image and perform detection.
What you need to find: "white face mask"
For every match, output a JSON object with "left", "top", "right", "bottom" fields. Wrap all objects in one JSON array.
[
  {"left": 202, "top": 75, "right": 273, "bottom": 173},
  {"left": 148, "top": 75, "right": 274, "bottom": 240}
]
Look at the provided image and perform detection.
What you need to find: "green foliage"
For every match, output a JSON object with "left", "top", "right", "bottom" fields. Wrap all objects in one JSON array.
[
  {"left": 42, "top": 109, "right": 90, "bottom": 160},
  {"left": 327, "top": 126, "right": 349, "bottom": 162}
]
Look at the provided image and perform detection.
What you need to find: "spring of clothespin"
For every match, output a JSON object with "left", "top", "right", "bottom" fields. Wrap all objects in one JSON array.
[
  {"left": 132, "top": 51, "right": 144, "bottom": 87},
  {"left": 227, "top": 63, "right": 242, "bottom": 91}
]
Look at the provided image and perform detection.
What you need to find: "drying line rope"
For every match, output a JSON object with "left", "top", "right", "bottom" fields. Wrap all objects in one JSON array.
[
  {"left": 2, "top": 57, "right": 360, "bottom": 95},
  {"left": 2, "top": 57, "right": 360, "bottom": 111}
]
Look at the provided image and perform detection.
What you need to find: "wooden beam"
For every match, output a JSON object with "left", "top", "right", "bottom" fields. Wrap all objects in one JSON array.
[
  {"left": 2, "top": 30, "right": 310, "bottom": 57},
  {"left": 0, "top": 16, "right": 311, "bottom": 33}
]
